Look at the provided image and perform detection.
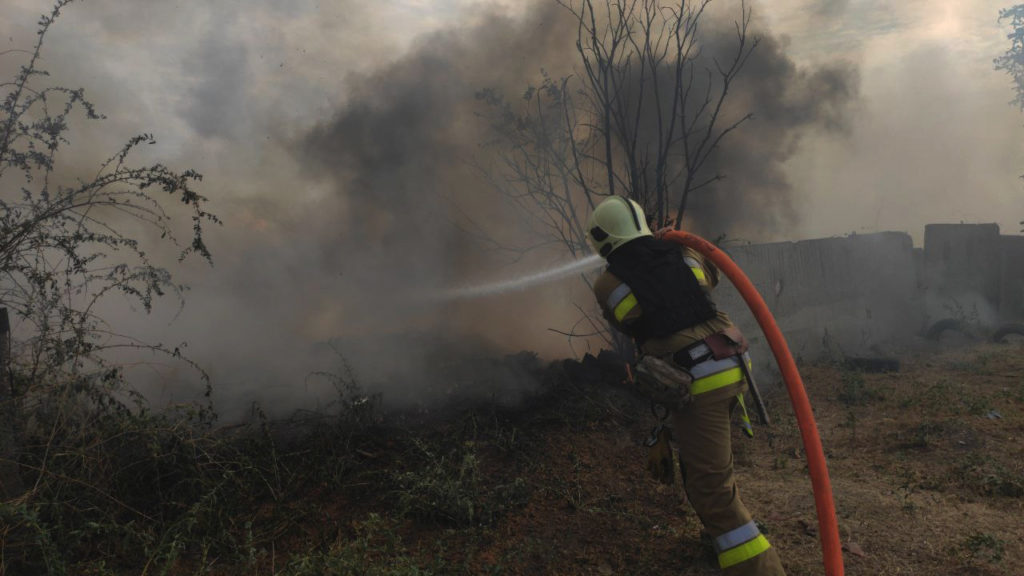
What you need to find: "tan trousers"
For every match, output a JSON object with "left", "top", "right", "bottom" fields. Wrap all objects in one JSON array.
[{"left": 673, "top": 382, "right": 786, "bottom": 576}]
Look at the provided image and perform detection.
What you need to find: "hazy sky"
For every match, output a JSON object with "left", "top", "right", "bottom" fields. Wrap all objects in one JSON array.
[
  {"left": 763, "top": 0, "right": 1024, "bottom": 241},
  {"left": 4, "top": 0, "right": 1019, "bottom": 240},
  {"left": 2, "top": 0, "right": 1023, "bottom": 414}
]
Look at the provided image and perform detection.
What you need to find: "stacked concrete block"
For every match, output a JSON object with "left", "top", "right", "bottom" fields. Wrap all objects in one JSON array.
[
  {"left": 1000, "top": 235, "right": 1024, "bottom": 322},
  {"left": 922, "top": 224, "right": 1003, "bottom": 326}
]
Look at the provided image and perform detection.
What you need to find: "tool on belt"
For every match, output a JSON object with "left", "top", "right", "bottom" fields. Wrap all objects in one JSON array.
[
  {"left": 738, "top": 349, "right": 771, "bottom": 426},
  {"left": 707, "top": 327, "right": 771, "bottom": 427},
  {"left": 633, "top": 354, "right": 693, "bottom": 409},
  {"left": 645, "top": 403, "right": 675, "bottom": 484}
]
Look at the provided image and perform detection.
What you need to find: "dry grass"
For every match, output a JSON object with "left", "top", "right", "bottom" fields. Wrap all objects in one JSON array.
[{"left": 741, "top": 341, "right": 1024, "bottom": 576}]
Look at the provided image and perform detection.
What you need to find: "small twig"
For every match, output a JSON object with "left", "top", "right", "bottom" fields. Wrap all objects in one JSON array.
[{"left": 547, "top": 328, "right": 604, "bottom": 338}]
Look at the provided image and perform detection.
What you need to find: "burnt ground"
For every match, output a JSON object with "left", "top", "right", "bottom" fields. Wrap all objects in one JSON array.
[{"left": 36, "top": 341, "right": 1019, "bottom": 576}]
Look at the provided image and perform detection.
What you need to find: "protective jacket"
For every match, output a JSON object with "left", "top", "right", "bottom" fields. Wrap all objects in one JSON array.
[
  {"left": 606, "top": 236, "right": 717, "bottom": 343},
  {"left": 594, "top": 242, "right": 732, "bottom": 358}
]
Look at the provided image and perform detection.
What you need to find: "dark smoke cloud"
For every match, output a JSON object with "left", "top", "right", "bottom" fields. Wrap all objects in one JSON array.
[
  {"left": 687, "top": 25, "right": 859, "bottom": 240},
  {"left": 302, "top": 1, "right": 859, "bottom": 259},
  {"left": 299, "top": 1, "right": 578, "bottom": 333}
]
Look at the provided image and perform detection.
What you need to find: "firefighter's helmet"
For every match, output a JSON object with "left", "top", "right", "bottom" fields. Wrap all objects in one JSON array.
[{"left": 586, "top": 196, "right": 652, "bottom": 258}]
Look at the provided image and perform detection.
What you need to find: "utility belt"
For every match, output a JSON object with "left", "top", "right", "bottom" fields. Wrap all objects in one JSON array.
[
  {"left": 672, "top": 330, "right": 749, "bottom": 395},
  {"left": 634, "top": 328, "right": 751, "bottom": 402},
  {"left": 675, "top": 338, "right": 749, "bottom": 391}
]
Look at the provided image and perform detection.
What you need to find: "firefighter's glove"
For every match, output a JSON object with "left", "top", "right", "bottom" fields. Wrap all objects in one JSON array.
[
  {"left": 645, "top": 425, "right": 675, "bottom": 485},
  {"left": 634, "top": 355, "right": 692, "bottom": 409}
]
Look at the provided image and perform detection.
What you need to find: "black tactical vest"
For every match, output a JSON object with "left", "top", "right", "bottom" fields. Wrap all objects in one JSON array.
[{"left": 607, "top": 236, "right": 718, "bottom": 342}]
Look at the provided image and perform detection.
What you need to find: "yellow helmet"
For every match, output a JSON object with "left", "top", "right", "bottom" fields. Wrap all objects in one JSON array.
[{"left": 586, "top": 196, "right": 652, "bottom": 258}]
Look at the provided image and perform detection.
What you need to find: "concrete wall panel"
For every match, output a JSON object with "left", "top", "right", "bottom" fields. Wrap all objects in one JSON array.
[
  {"left": 669, "top": 225, "right": 1021, "bottom": 383},
  {"left": 710, "top": 232, "right": 921, "bottom": 369}
]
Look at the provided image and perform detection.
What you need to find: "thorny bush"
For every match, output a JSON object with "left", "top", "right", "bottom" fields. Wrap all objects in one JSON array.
[
  {"left": 0, "top": 0, "right": 219, "bottom": 388},
  {"left": 0, "top": 2, "right": 238, "bottom": 573}
]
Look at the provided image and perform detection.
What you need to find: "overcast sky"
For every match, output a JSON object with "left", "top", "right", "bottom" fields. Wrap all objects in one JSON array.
[{"left": 2, "top": 0, "right": 1023, "bottom": 413}]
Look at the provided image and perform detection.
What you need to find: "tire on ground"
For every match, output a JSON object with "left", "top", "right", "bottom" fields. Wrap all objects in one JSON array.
[
  {"left": 992, "top": 323, "right": 1024, "bottom": 343},
  {"left": 925, "top": 318, "right": 967, "bottom": 341}
]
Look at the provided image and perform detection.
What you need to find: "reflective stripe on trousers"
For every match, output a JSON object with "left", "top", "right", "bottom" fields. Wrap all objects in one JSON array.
[
  {"left": 688, "top": 353, "right": 754, "bottom": 437},
  {"left": 714, "top": 520, "right": 773, "bottom": 569}
]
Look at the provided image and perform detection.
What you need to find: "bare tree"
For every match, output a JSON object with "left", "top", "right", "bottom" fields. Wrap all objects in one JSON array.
[
  {"left": 480, "top": 0, "right": 757, "bottom": 256},
  {"left": 477, "top": 0, "right": 757, "bottom": 351}
]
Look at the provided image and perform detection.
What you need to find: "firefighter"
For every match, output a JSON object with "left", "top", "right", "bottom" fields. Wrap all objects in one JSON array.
[{"left": 587, "top": 196, "right": 786, "bottom": 576}]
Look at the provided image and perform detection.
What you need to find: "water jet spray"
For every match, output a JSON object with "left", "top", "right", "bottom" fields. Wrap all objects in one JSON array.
[{"left": 433, "top": 254, "right": 604, "bottom": 301}]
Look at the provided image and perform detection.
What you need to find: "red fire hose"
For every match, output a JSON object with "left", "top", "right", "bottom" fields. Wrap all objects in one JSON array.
[{"left": 663, "top": 230, "right": 844, "bottom": 576}]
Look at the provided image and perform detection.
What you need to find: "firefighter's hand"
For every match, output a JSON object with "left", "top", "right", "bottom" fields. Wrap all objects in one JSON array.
[{"left": 653, "top": 226, "right": 674, "bottom": 239}]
